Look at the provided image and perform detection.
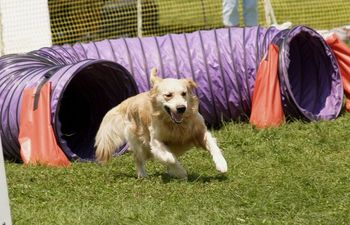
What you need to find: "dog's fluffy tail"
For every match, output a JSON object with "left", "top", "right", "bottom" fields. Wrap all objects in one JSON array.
[{"left": 95, "top": 108, "right": 125, "bottom": 163}]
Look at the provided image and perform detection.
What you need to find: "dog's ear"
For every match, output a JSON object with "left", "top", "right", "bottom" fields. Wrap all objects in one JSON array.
[
  {"left": 186, "top": 79, "right": 197, "bottom": 91},
  {"left": 150, "top": 68, "right": 162, "bottom": 87}
]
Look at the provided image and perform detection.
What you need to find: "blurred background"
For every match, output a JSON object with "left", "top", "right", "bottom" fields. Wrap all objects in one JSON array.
[{"left": 0, "top": 0, "right": 349, "bottom": 54}]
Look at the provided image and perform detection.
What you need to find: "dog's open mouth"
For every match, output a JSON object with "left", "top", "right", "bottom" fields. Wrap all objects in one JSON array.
[{"left": 164, "top": 106, "right": 183, "bottom": 124}]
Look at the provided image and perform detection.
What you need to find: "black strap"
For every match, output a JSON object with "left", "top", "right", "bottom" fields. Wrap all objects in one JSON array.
[{"left": 33, "top": 67, "right": 60, "bottom": 110}]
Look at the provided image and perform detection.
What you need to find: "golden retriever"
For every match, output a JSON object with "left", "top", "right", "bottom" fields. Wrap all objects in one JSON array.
[{"left": 95, "top": 68, "right": 227, "bottom": 179}]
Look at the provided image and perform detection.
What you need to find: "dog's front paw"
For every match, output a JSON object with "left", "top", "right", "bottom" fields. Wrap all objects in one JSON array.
[{"left": 214, "top": 155, "right": 228, "bottom": 173}]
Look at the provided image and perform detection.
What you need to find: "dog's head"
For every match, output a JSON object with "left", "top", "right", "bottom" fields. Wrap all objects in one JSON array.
[{"left": 149, "top": 68, "right": 198, "bottom": 124}]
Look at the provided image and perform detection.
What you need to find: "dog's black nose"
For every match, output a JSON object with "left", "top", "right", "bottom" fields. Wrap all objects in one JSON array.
[{"left": 176, "top": 105, "right": 186, "bottom": 114}]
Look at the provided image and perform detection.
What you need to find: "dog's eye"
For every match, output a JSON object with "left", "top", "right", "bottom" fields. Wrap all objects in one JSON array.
[
  {"left": 181, "top": 92, "right": 187, "bottom": 97},
  {"left": 164, "top": 93, "right": 173, "bottom": 98}
]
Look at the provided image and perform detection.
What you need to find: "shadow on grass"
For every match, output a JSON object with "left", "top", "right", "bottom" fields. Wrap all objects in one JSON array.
[
  {"left": 159, "top": 172, "right": 228, "bottom": 183},
  {"left": 111, "top": 171, "right": 228, "bottom": 183},
  {"left": 112, "top": 172, "right": 139, "bottom": 179}
]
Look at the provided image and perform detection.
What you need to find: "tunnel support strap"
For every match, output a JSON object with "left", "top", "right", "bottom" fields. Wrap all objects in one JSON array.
[{"left": 33, "top": 67, "right": 60, "bottom": 110}]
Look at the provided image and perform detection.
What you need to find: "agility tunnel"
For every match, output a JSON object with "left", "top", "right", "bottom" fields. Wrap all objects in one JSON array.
[
  {"left": 0, "top": 26, "right": 343, "bottom": 161},
  {"left": 0, "top": 54, "right": 138, "bottom": 161}
]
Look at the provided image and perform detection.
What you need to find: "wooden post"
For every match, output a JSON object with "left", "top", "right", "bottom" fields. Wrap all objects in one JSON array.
[
  {"left": 264, "top": 0, "right": 277, "bottom": 26},
  {"left": 0, "top": 137, "right": 12, "bottom": 225},
  {"left": 137, "top": 0, "right": 143, "bottom": 37}
]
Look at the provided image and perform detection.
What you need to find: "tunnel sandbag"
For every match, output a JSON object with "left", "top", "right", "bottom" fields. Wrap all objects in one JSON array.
[
  {"left": 0, "top": 53, "right": 138, "bottom": 161},
  {"left": 46, "top": 25, "right": 342, "bottom": 125}
]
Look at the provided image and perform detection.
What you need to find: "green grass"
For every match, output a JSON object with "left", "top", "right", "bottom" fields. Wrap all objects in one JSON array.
[
  {"left": 5, "top": 113, "right": 350, "bottom": 225},
  {"left": 156, "top": 0, "right": 350, "bottom": 32}
]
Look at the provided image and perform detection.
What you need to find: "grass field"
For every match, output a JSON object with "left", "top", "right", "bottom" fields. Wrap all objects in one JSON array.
[
  {"left": 5, "top": 113, "right": 350, "bottom": 225},
  {"left": 155, "top": 0, "right": 350, "bottom": 34}
]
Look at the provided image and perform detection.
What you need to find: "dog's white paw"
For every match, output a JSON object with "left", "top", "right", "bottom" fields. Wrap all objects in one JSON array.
[
  {"left": 137, "top": 171, "right": 148, "bottom": 179},
  {"left": 167, "top": 163, "right": 188, "bottom": 179},
  {"left": 214, "top": 155, "right": 228, "bottom": 173}
]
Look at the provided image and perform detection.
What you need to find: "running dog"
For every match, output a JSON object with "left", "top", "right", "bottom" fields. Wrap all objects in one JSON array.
[{"left": 95, "top": 68, "right": 227, "bottom": 179}]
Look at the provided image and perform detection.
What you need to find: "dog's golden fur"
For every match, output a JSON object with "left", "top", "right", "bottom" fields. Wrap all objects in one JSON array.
[{"left": 95, "top": 68, "right": 227, "bottom": 179}]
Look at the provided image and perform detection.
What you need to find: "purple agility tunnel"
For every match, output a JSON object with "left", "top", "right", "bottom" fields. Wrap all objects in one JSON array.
[
  {"left": 0, "top": 54, "right": 138, "bottom": 161},
  {"left": 0, "top": 26, "right": 343, "bottom": 161}
]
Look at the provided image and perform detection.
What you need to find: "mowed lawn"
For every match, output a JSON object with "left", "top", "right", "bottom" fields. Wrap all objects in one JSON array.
[{"left": 5, "top": 113, "right": 350, "bottom": 225}]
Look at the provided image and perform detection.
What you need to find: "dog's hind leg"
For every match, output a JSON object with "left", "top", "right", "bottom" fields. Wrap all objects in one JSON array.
[
  {"left": 201, "top": 131, "right": 228, "bottom": 173},
  {"left": 150, "top": 138, "right": 187, "bottom": 179},
  {"left": 129, "top": 141, "right": 148, "bottom": 178},
  {"left": 134, "top": 154, "right": 147, "bottom": 179}
]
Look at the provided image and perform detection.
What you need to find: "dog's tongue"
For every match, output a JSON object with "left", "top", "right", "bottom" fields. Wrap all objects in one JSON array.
[{"left": 171, "top": 111, "right": 183, "bottom": 123}]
